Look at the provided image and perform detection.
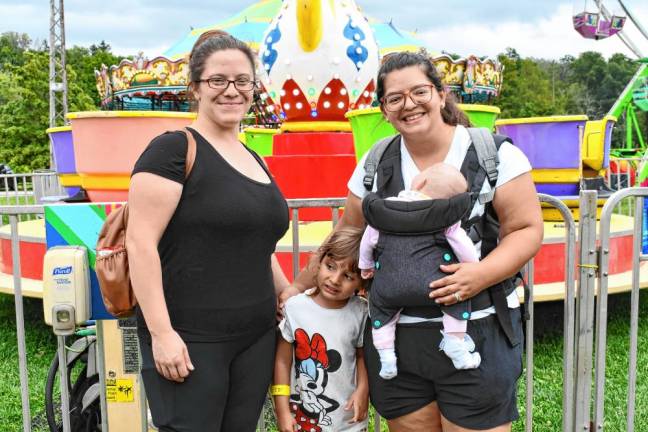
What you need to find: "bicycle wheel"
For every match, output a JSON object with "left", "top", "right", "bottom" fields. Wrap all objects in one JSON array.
[{"left": 45, "top": 341, "right": 101, "bottom": 432}]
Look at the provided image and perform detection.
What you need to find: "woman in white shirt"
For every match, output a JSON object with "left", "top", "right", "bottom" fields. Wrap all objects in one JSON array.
[{"left": 283, "top": 51, "right": 543, "bottom": 432}]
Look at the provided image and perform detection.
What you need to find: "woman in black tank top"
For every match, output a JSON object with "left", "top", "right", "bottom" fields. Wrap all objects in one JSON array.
[{"left": 128, "top": 30, "right": 289, "bottom": 431}]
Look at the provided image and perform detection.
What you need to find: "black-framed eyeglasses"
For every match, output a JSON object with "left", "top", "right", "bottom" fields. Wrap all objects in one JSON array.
[
  {"left": 381, "top": 84, "right": 435, "bottom": 112},
  {"left": 195, "top": 77, "right": 257, "bottom": 92}
]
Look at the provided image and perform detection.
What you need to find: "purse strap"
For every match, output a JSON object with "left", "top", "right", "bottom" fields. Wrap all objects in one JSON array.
[{"left": 183, "top": 127, "right": 197, "bottom": 179}]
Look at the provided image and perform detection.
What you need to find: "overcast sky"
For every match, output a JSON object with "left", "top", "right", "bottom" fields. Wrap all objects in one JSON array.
[{"left": 1, "top": 0, "right": 647, "bottom": 60}]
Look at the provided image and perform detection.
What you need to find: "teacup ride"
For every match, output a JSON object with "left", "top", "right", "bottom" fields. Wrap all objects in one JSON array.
[
  {"left": 46, "top": 126, "right": 81, "bottom": 197},
  {"left": 493, "top": 114, "right": 646, "bottom": 299},
  {"left": 0, "top": 220, "right": 45, "bottom": 297}
]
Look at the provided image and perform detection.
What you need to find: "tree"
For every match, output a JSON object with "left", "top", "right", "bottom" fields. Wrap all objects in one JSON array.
[
  {"left": 494, "top": 50, "right": 557, "bottom": 118},
  {"left": 0, "top": 51, "right": 94, "bottom": 171},
  {"left": 0, "top": 32, "right": 31, "bottom": 69},
  {"left": 66, "top": 43, "right": 124, "bottom": 106}
]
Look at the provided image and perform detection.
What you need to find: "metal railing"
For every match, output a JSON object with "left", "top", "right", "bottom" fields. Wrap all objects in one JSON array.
[
  {"left": 523, "top": 194, "right": 577, "bottom": 432},
  {"left": 0, "top": 171, "right": 66, "bottom": 223},
  {"left": 0, "top": 205, "right": 45, "bottom": 432},
  {"left": 593, "top": 187, "right": 648, "bottom": 432},
  {"left": 606, "top": 157, "right": 643, "bottom": 217},
  {"left": 1, "top": 191, "right": 646, "bottom": 431}
]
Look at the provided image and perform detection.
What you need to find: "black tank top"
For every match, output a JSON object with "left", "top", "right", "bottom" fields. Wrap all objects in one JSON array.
[{"left": 132, "top": 128, "right": 289, "bottom": 342}]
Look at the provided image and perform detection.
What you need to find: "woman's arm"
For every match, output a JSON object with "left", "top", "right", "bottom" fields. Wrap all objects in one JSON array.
[
  {"left": 273, "top": 337, "right": 297, "bottom": 432},
  {"left": 430, "top": 172, "right": 543, "bottom": 304},
  {"left": 272, "top": 254, "right": 290, "bottom": 295},
  {"left": 126, "top": 172, "right": 193, "bottom": 382}
]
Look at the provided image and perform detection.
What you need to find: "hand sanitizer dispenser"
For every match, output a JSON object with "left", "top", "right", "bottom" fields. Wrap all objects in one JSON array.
[{"left": 43, "top": 246, "right": 91, "bottom": 335}]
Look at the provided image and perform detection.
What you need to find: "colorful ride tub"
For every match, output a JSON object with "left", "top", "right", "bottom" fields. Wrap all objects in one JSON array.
[
  {"left": 495, "top": 115, "right": 588, "bottom": 197},
  {"left": 582, "top": 115, "right": 616, "bottom": 173},
  {"left": 243, "top": 127, "right": 278, "bottom": 156},
  {"left": 46, "top": 126, "right": 80, "bottom": 196},
  {"left": 67, "top": 111, "right": 196, "bottom": 202},
  {"left": 345, "top": 104, "right": 501, "bottom": 161}
]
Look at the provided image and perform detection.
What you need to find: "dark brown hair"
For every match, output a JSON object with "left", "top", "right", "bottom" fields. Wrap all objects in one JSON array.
[
  {"left": 186, "top": 30, "right": 257, "bottom": 105},
  {"left": 309, "top": 227, "right": 368, "bottom": 289},
  {"left": 376, "top": 51, "right": 470, "bottom": 127}
]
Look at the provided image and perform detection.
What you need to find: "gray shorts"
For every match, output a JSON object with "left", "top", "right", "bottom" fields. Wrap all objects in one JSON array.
[{"left": 364, "top": 308, "right": 523, "bottom": 429}]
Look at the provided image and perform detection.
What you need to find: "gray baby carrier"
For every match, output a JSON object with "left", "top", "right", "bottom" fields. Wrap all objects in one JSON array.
[
  {"left": 362, "top": 192, "right": 473, "bottom": 329},
  {"left": 362, "top": 128, "right": 521, "bottom": 346}
]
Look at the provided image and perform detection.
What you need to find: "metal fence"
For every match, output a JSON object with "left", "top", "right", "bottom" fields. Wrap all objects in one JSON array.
[
  {"left": 1, "top": 189, "right": 647, "bottom": 432},
  {"left": 0, "top": 171, "right": 66, "bottom": 223},
  {"left": 607, "top": 157, "right": 643, "bottom": 217},
  {"left": 0, "top": 205, "right": 45, "bottom": 432},
  {"left": 593, "top": 188, "right": 648, "bottom": 432}
]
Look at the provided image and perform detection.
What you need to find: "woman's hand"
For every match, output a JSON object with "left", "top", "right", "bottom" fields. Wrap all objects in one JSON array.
[
  {"left": 278, "top": 285, "right": 302, "bottom": 310},
  {"left": 429, "top": 262, "right": 487, "bottom": 306},
  {"left": 345, "top": 386, "right": 369, "bottom": 423},
  {"left": 151, "top": 330, "right": 194, "bottom": 382},
  {"left": 275, "top": 408, "right": 297, "bottom": 432}
]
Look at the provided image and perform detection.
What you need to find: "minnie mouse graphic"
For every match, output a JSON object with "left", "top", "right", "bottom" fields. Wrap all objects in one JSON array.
[{"left": 289, "top": 328, "right": 342, "bottom": 431}]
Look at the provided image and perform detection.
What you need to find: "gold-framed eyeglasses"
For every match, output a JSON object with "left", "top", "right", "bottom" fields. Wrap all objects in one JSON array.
[
  {"left": 196, "top": 77, "right": 257, "bottom": 92},
  {"left": 381, "top": 84, "right": 435, "bottom": 112}
]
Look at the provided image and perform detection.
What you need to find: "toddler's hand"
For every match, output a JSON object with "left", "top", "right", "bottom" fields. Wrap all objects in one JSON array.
[
  {"left": 276, "top": 409, "right": 297, "bottom": 432},
  {"left": 345, "top": 388, "right": 369, "bottom": 423},
  {"left": 361, "top": 269, "right": 375, "bottom": 279}
]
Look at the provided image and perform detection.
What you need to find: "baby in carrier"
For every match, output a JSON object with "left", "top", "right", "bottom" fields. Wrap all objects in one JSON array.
[{"left": 359, "top": 163, "right": 481, "bottom": 379}]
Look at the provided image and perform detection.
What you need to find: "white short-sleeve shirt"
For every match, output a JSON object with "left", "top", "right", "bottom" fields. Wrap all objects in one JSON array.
[
  {"left": 347, "top": 125, "right": 531, "bottom": 317},
  {"left": 279, "top": 293, "right": 369, "bottom": 431}
]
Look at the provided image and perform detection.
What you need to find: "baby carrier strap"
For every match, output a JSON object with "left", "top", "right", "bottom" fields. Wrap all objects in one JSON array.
[
  {"left": 363, "top": 134, "right": 404, "bottom": 197},
  {"left": 462, "top": 128, "right": 520, "bottom": 346}
]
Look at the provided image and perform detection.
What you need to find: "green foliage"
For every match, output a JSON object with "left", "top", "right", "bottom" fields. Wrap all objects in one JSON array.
[
  {"left": 0, "top": 35, "right": 126, "bottom": 172},
  {"left": 0, "top": 51, "right": 94, "bottom": 172},
  {"left": 0, "top": 32, "right": 31, "bottom": 69},
  {"left": 495, "top": 48, "right": 559, "bottom": 118},
  {"left": 66, "top": 41, "right": 124, "bottom": 106}
]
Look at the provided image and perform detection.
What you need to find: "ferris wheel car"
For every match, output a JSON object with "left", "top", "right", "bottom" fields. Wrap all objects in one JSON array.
[{"left": 573, "top": 10, "right": 625, "bottom": 40}]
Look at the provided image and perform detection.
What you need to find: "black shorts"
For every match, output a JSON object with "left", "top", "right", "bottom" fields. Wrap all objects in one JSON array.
[{"left": 364, "top": 308, "right": 523, "bottom": 430}]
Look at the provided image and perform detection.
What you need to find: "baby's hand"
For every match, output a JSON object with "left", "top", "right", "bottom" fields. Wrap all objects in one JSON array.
[{"left": 361, "top": 269, "right": 375, "bottom": 279}]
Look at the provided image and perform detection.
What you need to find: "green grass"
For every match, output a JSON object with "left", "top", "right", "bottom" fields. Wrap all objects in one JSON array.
[
  {"left": 0, "top": 194, "right": 38, "bottom": 225},
  {"left": 0, "top": 294, "right": 56, "bottom": 432},
  {"left": 1, "top": 291, "right": 647, "bottom": 432},
  {"left": 514, "top": 291, "right": 648, "bottom": 432}
]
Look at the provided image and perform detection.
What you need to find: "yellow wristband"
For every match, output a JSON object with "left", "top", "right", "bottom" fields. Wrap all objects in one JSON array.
[{"left": 270, "top": 384, "right": 291, "bottom": 396}]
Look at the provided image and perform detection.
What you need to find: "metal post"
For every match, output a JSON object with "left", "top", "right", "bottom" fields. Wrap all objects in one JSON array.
[
  {"left": 626, "top": 196, "right": 643, "bottom": 431},
  {"left": 573, "top": 190, "right": 598, "bottom": 431},
  {"left": 96, "top": 320, "right": 109, "bottom": 432},
  {"left": 57, "top": 335, "right": 72, "bottom": 432},
  {"left": 292, "top": 208, "right": 300, "bottom": 280},
  {"left": 525, "top": 259, "right": 534, "bottom": 432},
  {"left": 10, "top": 215, "right": 31, "bottom": 432},
  {"left": 139, "top": 369, "right": 148, "bottom": 432},
  {"left": 562, "top": 204, "right": 577, "bottom": 432}
]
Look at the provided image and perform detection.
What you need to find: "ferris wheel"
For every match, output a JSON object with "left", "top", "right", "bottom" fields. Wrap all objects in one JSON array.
[{"left": 573, "top": 0, "right": 647, "bottom": 58}]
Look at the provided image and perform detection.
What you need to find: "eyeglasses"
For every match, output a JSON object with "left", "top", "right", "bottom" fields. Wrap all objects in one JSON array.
[
  {"left": 381, "top": 84, "right": 435, "bottom": 112},
  {"left": 195, "top": 77, "right": 257, "bottom": 92}
]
